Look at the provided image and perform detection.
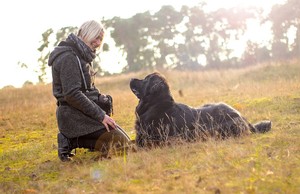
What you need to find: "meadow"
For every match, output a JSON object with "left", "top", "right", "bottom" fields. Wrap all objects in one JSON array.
[{"left": 0, "top": 60, "right": 299, "bottom": 193}]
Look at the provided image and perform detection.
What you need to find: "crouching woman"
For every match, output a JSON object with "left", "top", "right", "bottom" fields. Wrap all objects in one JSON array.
[{"left": 48, "top": 20, "right": 131, "bottom": 161}]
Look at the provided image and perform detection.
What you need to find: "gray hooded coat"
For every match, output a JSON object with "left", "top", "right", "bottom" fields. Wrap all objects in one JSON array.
[{"left": 48, "top": 33, "right": 106, "bottom": 138}]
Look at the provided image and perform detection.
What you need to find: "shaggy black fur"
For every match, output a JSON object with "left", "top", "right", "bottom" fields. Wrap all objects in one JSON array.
[{"left": 130, "top": 72, "right": 271, "bottom": 147}]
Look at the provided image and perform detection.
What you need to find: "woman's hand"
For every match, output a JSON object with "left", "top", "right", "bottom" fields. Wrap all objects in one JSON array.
[{"left": 102, "top": 115, "right": 116, "bottom": 132}]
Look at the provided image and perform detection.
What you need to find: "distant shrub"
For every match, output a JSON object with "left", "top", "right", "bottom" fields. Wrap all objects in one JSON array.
[
  {"left": 2, "top": 85, "right": 15, "bottom": 89},
  {"left": 23, "top": 81, "right": 34, "bottom": 87}
]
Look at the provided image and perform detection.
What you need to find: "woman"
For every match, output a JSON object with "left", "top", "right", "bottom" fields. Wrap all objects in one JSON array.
[{"left": 48, "top": 20, "right": 131, "bottom": 162}]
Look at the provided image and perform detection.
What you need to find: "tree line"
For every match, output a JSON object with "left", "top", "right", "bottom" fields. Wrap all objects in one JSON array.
[{"left": 35, "top": 0, "right": 299, "bottom": 82}]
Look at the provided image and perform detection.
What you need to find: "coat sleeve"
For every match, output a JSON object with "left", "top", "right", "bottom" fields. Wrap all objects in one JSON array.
[{"left": 58, "top": 53, "right": 106, "bottom": 122}]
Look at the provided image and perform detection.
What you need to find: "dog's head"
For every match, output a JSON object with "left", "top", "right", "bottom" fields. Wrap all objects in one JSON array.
[{"left": 130, "top": 72, "right": 170, "bottom": 99}]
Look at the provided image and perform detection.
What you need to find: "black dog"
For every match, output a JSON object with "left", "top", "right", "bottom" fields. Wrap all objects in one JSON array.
[{"left": 130, "top": 72, "right": 271, "bottom": 147}]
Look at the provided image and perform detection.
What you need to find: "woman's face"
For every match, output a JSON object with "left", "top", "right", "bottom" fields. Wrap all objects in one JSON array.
[{"left": 88, "top": 31, "right": 104, "bottom": 52}]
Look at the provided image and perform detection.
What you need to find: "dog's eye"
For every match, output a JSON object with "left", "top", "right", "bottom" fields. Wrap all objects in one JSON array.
[{"left": 143, "top": 78, "right": 149, "bottom": 83}]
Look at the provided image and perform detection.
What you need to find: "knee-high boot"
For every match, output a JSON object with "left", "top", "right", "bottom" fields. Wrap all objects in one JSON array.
[{"left": 57, "top": 133, "right": 76, "bottom": 162}]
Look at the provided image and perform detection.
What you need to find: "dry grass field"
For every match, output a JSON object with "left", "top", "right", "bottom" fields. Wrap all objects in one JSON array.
[{"left": 0, "top": 61, "right": 299, "bottom": 193}]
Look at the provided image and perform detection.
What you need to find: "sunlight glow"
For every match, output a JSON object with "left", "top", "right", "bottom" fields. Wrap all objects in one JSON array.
[
  {"left": 0, "top": 0, "right": 286, "bottom": 88},
  {"left": 205, "top": 0, "right": 285, "bottom": 11}
]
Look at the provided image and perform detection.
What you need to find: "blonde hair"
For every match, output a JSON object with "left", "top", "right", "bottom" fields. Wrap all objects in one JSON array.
[{"left": 77, "top": 20, "right": 105, "bottom": 44}]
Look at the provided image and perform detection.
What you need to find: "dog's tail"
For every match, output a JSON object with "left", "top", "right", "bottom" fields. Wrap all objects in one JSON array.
[{"left": 250, "top": 120, "right": 272, "bottom": 133}]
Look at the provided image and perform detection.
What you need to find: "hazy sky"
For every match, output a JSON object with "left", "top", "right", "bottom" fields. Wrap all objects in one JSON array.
[{"left": 0, "top": 0, "right": 284, "bottom": 88}]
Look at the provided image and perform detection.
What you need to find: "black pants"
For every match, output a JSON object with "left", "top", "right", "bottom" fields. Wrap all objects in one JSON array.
[
  {"left": 69, "top": 130, "right": 105, "bottom": 150},
  {"left": 65, "top": 127, "right": 131, "bottom": 156}
]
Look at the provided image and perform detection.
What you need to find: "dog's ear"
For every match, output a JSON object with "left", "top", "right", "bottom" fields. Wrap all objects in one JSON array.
[
  {"left": 148, "top": 76, "right": 169, "bottom": 94},
  {"left": 149, "top": 80, "right": 164, "bottom": 93}
]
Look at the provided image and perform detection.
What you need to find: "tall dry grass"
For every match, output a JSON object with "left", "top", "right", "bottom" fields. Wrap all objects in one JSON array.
[{"left": 0, "top": 61, "right": 299, "bottom": 193}]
